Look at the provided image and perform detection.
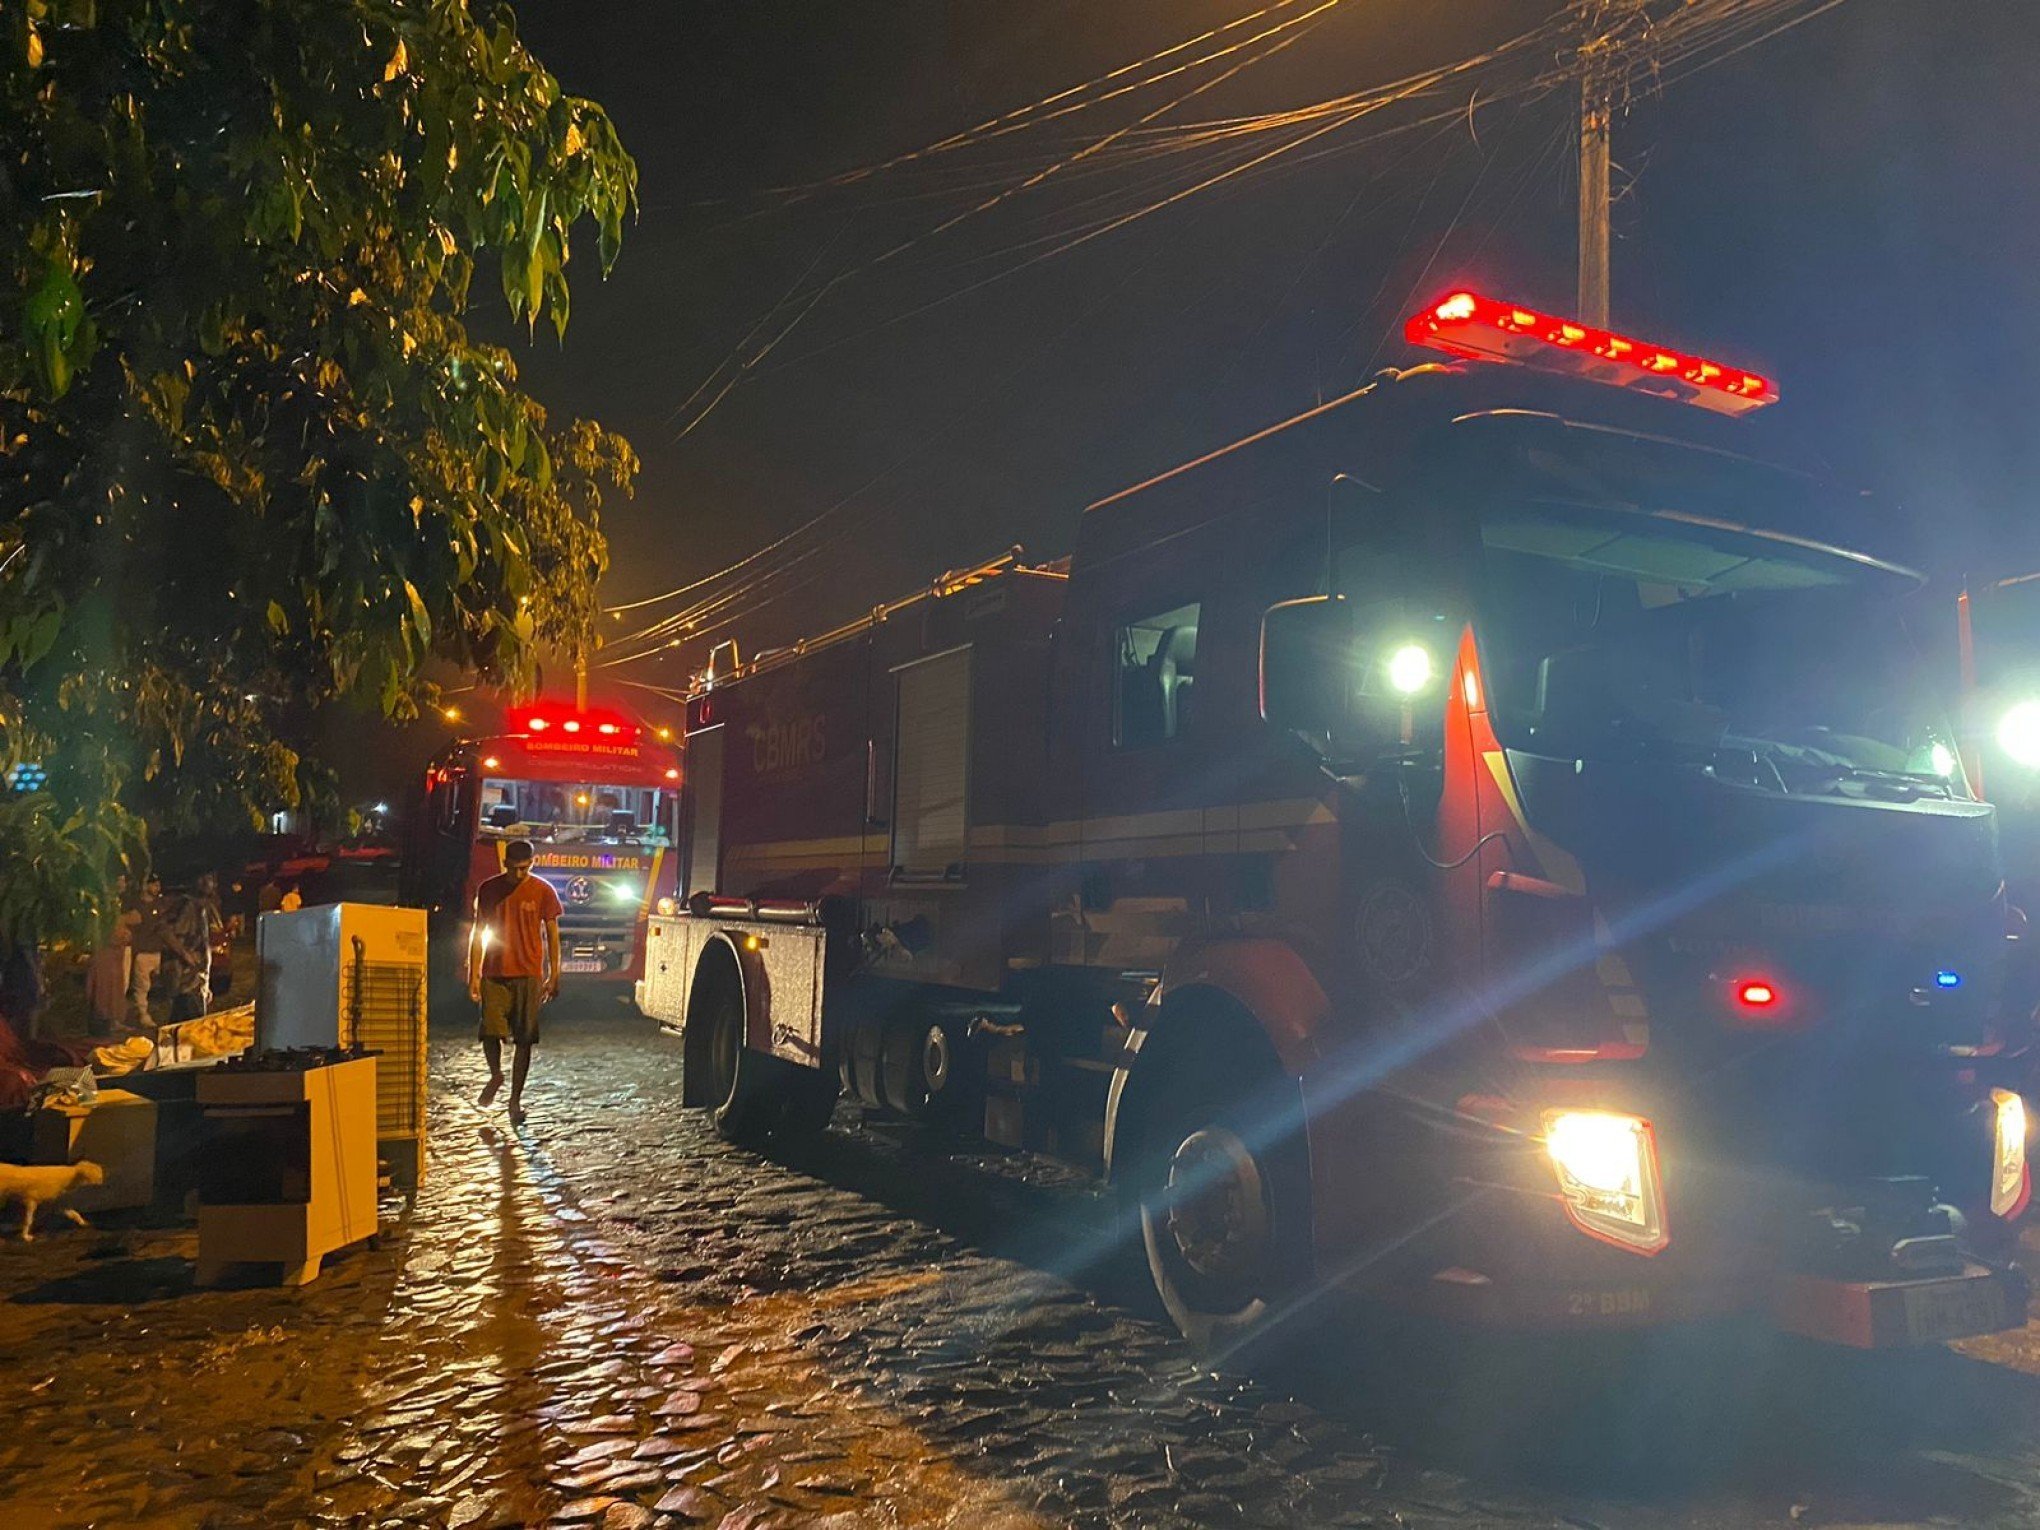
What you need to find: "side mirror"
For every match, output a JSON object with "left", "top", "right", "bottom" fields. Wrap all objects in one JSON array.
[
  {"left": 1261, "top": 596, "right": 1356, "bottom": 740},
  {"left": 1262, "top": 595, "right": 1449, "bottom": 757}
]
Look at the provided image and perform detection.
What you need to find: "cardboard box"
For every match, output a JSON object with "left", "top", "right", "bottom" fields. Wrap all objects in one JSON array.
[{"left": 33, "top": 1089, "right": 158, "bottom": 1211}]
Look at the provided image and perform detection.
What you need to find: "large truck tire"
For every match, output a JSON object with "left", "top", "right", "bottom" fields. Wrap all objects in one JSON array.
[
  {"left": 880, "top": 1015, "right": 951, "bottom": 1116},
  {"left": 702, "top": 992, "right": 779, "bottom": 1145},
  {"left": 1131, "top": 1044, "right": 1311, "bottom": 1354},
  {"left": 686, "top": 948, "right": 781, "bottom": 1146}
]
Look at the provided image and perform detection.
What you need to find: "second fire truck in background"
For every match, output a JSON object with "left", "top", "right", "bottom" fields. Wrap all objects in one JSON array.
[{"left": 404, "top": 702, "right": 682, "bottom": 987}]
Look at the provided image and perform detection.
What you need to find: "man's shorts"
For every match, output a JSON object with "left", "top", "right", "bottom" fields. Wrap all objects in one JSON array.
[{"left": 478, "top": 975, "right": 542, "bottom": 1045}]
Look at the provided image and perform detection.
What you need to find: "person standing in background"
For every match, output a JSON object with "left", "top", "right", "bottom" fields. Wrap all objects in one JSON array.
[
  {"left": 85, "top": 874, "right": 137, "bottom": 1037},
  {"left": 164, "top": 876, "right": 223, "bottom": 1022},
  {"left": 125, "top": 875, "right": 167, "bottom": 1031}
]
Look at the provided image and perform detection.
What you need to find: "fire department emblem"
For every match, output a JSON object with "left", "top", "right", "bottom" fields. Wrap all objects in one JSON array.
[
  {"left": 565, "top": 875, "right": 594, "bottom": 905},
  {"left": 1355, "top": 878, "right": 1434, "bottom": 998}
]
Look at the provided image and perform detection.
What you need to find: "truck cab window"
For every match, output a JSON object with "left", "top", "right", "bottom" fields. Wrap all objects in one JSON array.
[
  {"left": 1114, "top": 602, "right": 1200, "bottom": 748},
  {"left": 1477, "top": 501, "right": 1962, "bottom": 794}
]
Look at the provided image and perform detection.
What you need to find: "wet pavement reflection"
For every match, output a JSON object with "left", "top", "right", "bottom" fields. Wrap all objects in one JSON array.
[
  {"left": 532, "top": 1004, "right": 2040, "bottom": 1530},
  {"left": 6, "top": 1001, "right": 2040, "bottom": 1526}
]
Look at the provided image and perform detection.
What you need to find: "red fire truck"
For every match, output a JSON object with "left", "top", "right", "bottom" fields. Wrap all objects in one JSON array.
[
  {"left": 405, "top": 701, "right": 682, "bottom": 986},
  {"left": 639, "top": 292, "right": 2033, "bottom": 1351}
]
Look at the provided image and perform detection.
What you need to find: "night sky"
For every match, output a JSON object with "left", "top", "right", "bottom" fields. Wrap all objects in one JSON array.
[{"left": 448, "top": 1, "right": 2040, "bottom": 733}]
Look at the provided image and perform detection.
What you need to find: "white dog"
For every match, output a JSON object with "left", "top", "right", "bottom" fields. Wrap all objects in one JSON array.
[{"left": 0, "top": 1161, "right": 106, "bottom": 1241}]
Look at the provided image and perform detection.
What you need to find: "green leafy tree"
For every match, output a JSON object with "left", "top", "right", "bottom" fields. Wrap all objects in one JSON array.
[{"left": 0, "top": 0, "right": 638, "bottom": 946}]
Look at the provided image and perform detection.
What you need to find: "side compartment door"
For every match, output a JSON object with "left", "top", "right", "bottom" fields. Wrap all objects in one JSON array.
[
  {"left": 641, "top": 915, "right": 687, "bottom": 1027},
  {"left": 685, "top": 725, "right": 725, "bottom": 898},
  {"left": 890, "top": 646, "right": 972, "bottom": 883},
  {"left": 867, "top": 645, "right": 975, "bottom": 984}
]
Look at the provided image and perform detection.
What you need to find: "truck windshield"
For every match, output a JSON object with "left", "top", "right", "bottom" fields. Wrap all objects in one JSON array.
[
  {"left": 479, "top": 777, "right": 675, "bottom": 844},
  {"left": 1475, "top": 501, "right": 1965, "bottom": 796}
]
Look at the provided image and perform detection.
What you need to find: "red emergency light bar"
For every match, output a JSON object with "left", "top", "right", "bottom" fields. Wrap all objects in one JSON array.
[
  {"left": 1404, "top": 291, "right": 1777, "bottom": 417},
  {"left": 508, "top": 702, "right": 642, "bottom": 745}
]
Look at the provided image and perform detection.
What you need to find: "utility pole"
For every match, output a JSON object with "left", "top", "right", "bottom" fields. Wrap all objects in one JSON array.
[
  {"left": 1571, "top": 0, "right": 1653, "bottom": 327},
  {"left": 575, "top": 651, "right": 589, "bottom": 710},
  {"left": 1577, "top": 68, "right": 1612, "bottom": 326}
]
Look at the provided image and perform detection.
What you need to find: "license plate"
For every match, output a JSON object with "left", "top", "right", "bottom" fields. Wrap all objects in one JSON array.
[
  {"left": 560, "top": 958, "right": 606, "bottom": 974},
  {"left": 1902, "top": 1277, "right": 2008, "bottom": 1343}
]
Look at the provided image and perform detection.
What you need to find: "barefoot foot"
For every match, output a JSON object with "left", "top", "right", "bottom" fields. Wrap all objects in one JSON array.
[{"left": 479, "top": 1076, "right": 503, "bottom": 1107}]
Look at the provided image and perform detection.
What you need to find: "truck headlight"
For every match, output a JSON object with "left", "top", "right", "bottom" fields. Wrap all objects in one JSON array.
[
  {"left": 1991, "top": 1088, "right": 2029, "bottom": 1219},
  {"left": 655, "top": 896, "right": 677, "bottom": 917},
  {"left": 609, "top": 881, "right": 642, "bottom": 904},
  {"left": 1543, "top": 1109, "right": 1668, "bottom": 1255}
]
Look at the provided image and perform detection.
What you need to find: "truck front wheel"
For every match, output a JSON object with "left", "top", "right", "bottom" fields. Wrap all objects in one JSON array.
[{"left": 1136, "top": 1057, "right": 1310, "bottom": 1352}]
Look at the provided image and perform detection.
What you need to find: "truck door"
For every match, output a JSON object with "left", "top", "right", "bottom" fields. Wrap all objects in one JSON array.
[{"left": 1066, "top": 568, "right": 1229, "bottom": 978}]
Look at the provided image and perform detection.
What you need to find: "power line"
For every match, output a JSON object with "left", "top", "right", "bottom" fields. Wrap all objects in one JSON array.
[
  {"left": 612, "top": 0, "right": 1857, "bottom": 670},
  {"left": 733, "top": 0, "right": 1332, "bottom": 206},
  {"left": 660, "top": 234, "right": 837, "bottom": 434},
  {"left": 747, "top": 23, "right": 1571, "bottom": 384},
  {"left": 602, "top": 243, "right": 1177, "bottom": 669},
  {"left": 664, "top": 1, "right": 1354, "bottom": 443},
  {"left": 614, "top": 19, "right": 1572, "bottom": 648}
]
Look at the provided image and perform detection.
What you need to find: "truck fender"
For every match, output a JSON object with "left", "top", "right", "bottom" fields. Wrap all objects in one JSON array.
[
  {"left": 1158, "top": 936, "right": 1331, "bottom": 1077},
  {"left": 1102, "top": 947, "right": 1320, "bottom": 1185},
  {"left": 680, "top": 930, "right": 773, "bottom": 1107}
]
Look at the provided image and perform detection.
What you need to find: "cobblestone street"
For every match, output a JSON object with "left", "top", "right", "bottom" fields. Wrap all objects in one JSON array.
[{"left": 8, "top": 1004, "right": 2040, "bottom": 1527}]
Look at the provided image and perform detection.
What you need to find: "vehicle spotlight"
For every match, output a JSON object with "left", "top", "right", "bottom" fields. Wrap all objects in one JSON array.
[
  {"left": 1998, "top": 700, "right": 2040, "bottom": 767},
  {"left": 1386, "top": 643, "right": 1433, "bottom": 696},
  {"left": 608, "top": 881, "right": 642, "bottom": 904},
  {"left": 1543, "top": 1109, "right": 1668, "bottom": 1254}
]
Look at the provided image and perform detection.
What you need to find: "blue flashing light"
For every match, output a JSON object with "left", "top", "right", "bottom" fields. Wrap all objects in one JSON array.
[
  {"left": 1934, "top": 969, "right": 1963, "bottom": 990},
  {"left": 5, "top": 762, "right": 46, "bottom": 793}
]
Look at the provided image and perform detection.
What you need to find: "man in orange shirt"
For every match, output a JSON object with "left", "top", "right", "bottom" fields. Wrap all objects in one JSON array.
[{"left": 468, "top": 839, "right": 563, "bottom": 1126}]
